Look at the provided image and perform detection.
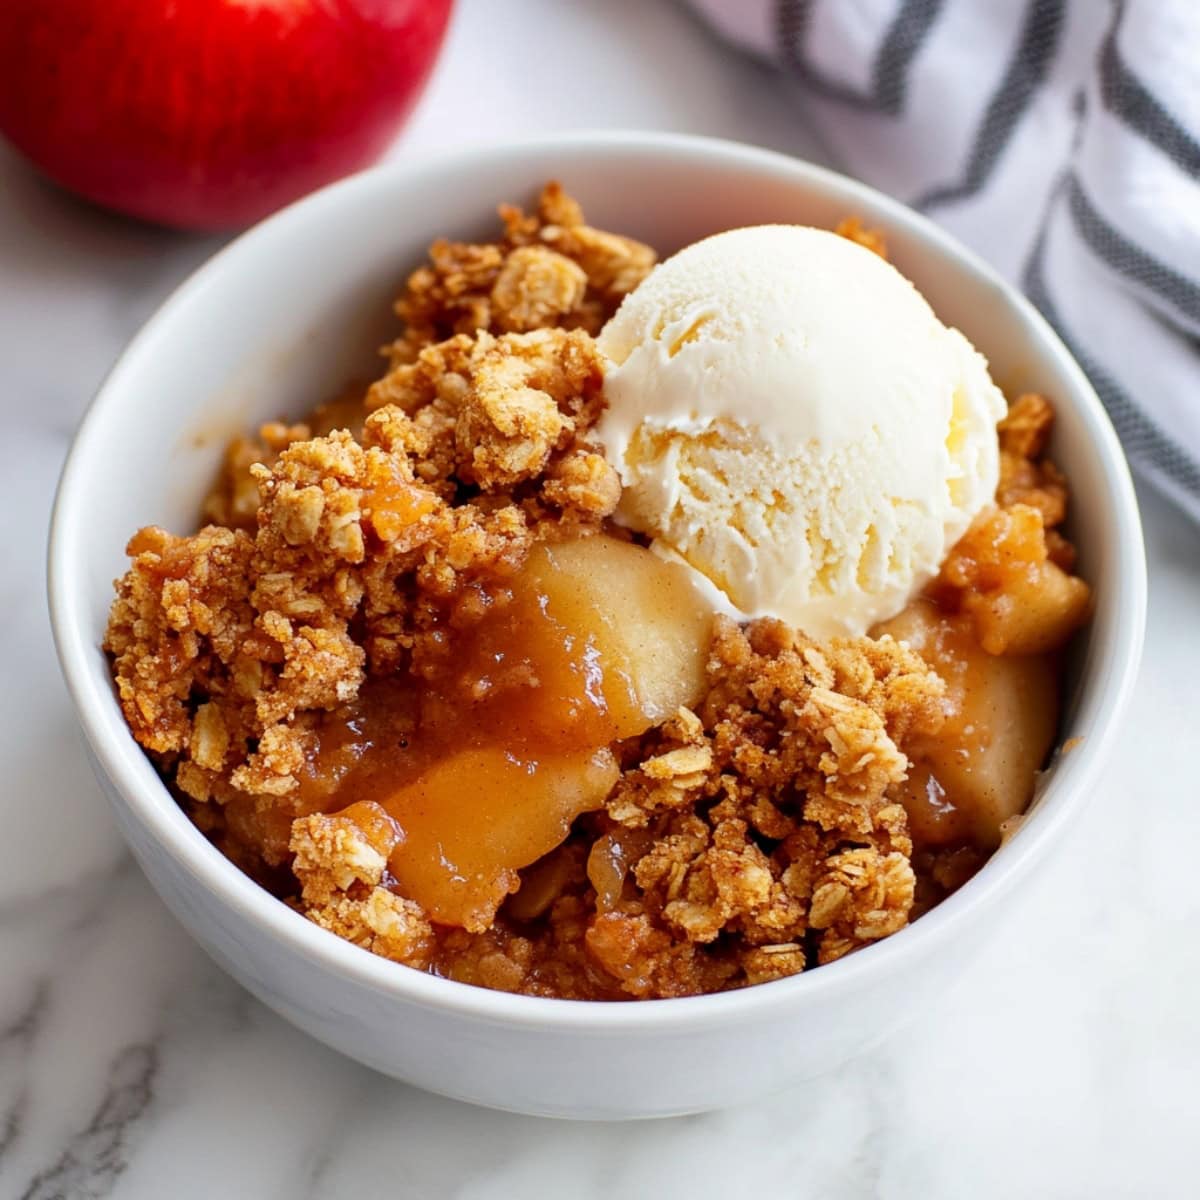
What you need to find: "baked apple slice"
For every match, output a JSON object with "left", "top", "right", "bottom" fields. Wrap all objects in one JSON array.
[
  {"left": 878, "top": 599, "right": 1059, "bottom": 848},
  {"left": 311, "top": 534, "right": 715, "bottom": 929}
]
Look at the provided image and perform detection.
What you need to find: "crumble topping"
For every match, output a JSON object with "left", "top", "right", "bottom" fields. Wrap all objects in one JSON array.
[
  {"left": 385, "top": 180, "right": 654, "bottom": 365},
  {"left": 592, "top": 617, "right": 941, "bottom": 982},
  {"left": 109, "top": 317, "right": 620, "bottom": 822}
]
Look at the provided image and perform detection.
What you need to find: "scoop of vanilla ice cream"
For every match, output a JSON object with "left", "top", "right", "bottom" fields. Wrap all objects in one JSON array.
[{"left": 594, "top": 225, "right": 1006, "bottom": 638}]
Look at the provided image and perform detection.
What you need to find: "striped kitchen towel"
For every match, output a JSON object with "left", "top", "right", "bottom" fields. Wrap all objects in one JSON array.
[{"left": 688, "top": 0, "right": 1200, "bottom": 523}]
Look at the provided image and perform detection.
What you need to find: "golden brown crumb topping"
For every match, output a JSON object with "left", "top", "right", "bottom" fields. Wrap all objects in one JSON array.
[
  {"left": 386, "top": 181, "right": 654, "bottom": 364},
  {"left": 934, "top": 393, "right": 1092, "bottom": 655},
  {"left": 604, "top": 618, "right": 942, "bottom": 976},
  {"left": 108, "top": 323, "right": 620, "bottom": 827},
  {"left": 105, "top": 185, "right": 1092, "bottom": 999}
]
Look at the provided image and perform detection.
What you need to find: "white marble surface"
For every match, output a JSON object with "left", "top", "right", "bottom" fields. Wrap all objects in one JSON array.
[{"left": 2, "top": 1, "right": 1199, "bottom": 1195}]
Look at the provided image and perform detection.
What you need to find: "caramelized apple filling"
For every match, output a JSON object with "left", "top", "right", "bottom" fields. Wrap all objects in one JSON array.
[
  {"left": 105, "top": 188, "right": 1092, "bottom": 999},
  {"left": 876, "top": 599, "right": 1059, "bottom": 849},
  {"left": 293, "top": 535, "right": 711, "bottom": 930}
]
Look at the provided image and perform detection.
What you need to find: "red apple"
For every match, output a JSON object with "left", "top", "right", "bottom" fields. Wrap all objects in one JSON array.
[{"left": 0, "top": 0, "right": 452, "bottom": 231}]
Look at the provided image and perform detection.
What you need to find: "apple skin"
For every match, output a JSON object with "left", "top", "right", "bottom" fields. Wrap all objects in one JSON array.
[{"left": 0, "top": 0, "right": 453, "bottom": 231}]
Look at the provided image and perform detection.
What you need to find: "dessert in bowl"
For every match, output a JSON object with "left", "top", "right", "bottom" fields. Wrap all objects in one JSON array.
[
  {"left": 104, "top": 185, "right": 1090, "bottom": 996},
  {"left": 49, "top": 134, "right": 1145, "bottom": 1116}
]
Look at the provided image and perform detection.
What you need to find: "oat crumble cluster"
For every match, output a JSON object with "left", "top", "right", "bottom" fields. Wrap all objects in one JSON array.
[{"left": 106, "top": 186, "right": 1091, "bottom": 999}]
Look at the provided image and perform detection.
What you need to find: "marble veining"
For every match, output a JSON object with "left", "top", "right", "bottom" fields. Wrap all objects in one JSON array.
[
  {"left": 20, "top": 1043, "right": 158, "bottom": 1200},
  {"left": 2, "top": 1, "right": 1198, "bottom": 1196}
]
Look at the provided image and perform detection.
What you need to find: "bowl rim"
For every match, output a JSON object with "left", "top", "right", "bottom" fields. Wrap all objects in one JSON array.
[{"left": 48, "top": 130, "right": 1147, "bottom": 1033}]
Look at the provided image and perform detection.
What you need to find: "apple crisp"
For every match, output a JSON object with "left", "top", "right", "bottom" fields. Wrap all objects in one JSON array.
[{"left": 105, "top": 186, "right": 1091, "bottom": 999}]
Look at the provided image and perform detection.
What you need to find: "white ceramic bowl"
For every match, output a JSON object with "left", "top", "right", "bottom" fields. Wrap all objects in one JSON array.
[{"left": 49, "top": 133, "right": 1146, "bottom": 1120}]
